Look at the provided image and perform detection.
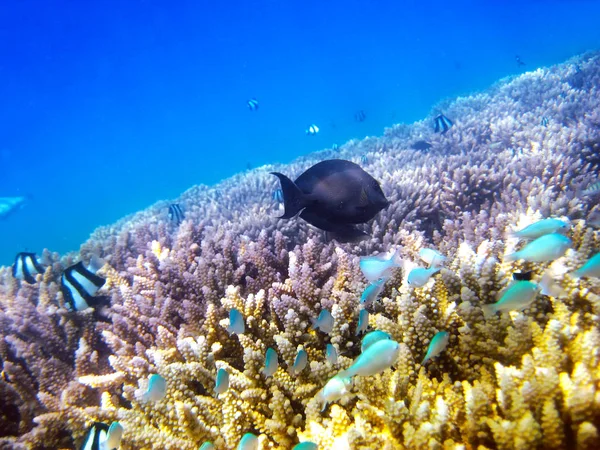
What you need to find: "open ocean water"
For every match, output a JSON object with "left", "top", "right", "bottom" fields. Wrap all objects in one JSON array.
[{"left": 1, "top": 0, "right": 599, "bottom": 265}]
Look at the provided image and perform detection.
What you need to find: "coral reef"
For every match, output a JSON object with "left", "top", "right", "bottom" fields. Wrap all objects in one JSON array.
[{"left": 1, "top": 52, "right": 600, "bottom": 449}]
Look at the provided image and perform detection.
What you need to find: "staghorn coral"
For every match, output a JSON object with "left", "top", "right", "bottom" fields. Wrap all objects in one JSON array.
[{"left": 1, "top": 52, "right": 600, "bottom": 449}]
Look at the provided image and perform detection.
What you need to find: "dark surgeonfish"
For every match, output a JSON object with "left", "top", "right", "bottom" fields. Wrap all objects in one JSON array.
[
  {"left": 61, "top": 259, "right": 106, "bottom": 311},
  {"left": 168, "top": 203, "right": 184, "bottom": 225},
  {"left": 434, "top": 114, "right": 453, "bottom": 134},
  {"left": 0, "top": 196, "right": 27, "bottom": 219},
  {"left": 12, "top": 252, "right": 44, "bottom": 284},
  {"left": 512, "top": 270, "right": 533, "bottom": 281},
  {"left": 411, "top": 140, "right": 433, "bottom": 151},
  {"left": 355, "top": 110, "right": 366, "bottom": 122},
  {"left": 247, "top": 98, "right": 259, "bottom": 111},
  {"left": 271, "top": 159, "right": 390, "bottom": 242}
]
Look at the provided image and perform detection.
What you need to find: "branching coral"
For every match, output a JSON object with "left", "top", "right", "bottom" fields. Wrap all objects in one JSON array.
[{"left": 1, "top": 53, "right": 600, "bottom": 449}]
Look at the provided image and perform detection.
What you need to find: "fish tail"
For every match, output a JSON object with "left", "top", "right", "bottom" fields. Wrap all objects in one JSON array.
[
  {"left": 504, "top": 251, "right": 519, "bottom": 262},
  {"left": 481, "top": 304, "right": 496, "bottom": 319},
  {"left": 270, "top": 172, "right": 307, "bottom": 219}
]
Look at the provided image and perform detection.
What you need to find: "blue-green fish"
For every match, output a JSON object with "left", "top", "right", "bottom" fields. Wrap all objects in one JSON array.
[
  {"left": 339, "top": 339, "right": 400, "bottom": 378},
  {"left": 238, "top": 433, "right": 258, "bottom": 450},
  {"left": 293, "top": 442, "right": 318, "bottom": 450},
  {"left": 326, "top": 344, "right": 338, "bottom": 365},
  {"left": 361, "top": 330, "right": 391, "bottom": 352},
  {"left": 505, "top": 233, "right": 572, "bottom": 263},
  {"left": 226, "top": 308, "right": 245, "bottom": 335},
  {"left": 263, "top": 348, "right": 278, "bottom": 377},
  {"left": 292, "top": 348, "right": 308, "bottom": 375},
  {"left": 359, "top": 249, "right": 402, "bottom": 282},
  {"left": 142, "top": 374, "right": 167, "bottom": 402},
  {"left": 419, "top": 248, "right": 446, "bottom": 267},
  {"left": 572, "top": 253, "right": 600, "bottom": 279},
  {"left": 421, "top": 331, "right": 450, "bottom": 364},
  {"left": 355, "top": 309, "right": 369, "bottom": 335},
  {"left": 214, "top": 368, "right": 229, "bottom": 395},
  {"left": 317, "top": 374, "right": 352, "bottom": 411},
  {"left": 510, "top": 218, "right": 569, "bottom": 239},
  {"left": 407, "top": 267, "right": 440, "bottom": 287},
  {"left": 0, "top": 196, "right": 27, "bottom": 219},
  {"left": 482, "top": 280, "right": 541, "bottom": 318},
  {"left": 312, "top": 309, "right": 334, "bottom": 334},
  {"left": 360, "top": 278, "right": 387, "bottom": 307},
  {"left": 200, "top": 442, "right": 215, "bottom": 450}
]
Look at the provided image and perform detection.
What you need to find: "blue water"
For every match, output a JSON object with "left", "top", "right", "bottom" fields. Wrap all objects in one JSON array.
[{"left": 1, "top": 0, "right": 599, "bottom": 265}]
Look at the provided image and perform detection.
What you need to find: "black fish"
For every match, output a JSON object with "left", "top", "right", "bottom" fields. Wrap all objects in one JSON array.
[
  {"left": 247, "top": 98, "right": 259, "bottom": 111},
  {"left": 411, "top": 140, "right": 433, "bottom": 151},
  {"left": 168, "top": 203, "right": 184, "bottom": 225},
  {"left": 516, "top": 55, "right": 526, "bottom": 67},
  {"left": 512, "top": 271, "right": 533, "bottom": 281},
  {"left": 61, "top": 261, "right": 106, "bottom": 311},
  {"left": 355, "top": 110, "right": 366, "bottom": 122},
  {"left": 80, "top": 422, "right": 109, "bottom": 450},
  {"left": 434, "top": 114, "right": 453, "bottom": 134},
  {"left": 271, "top": 159, "right": 389, "bottom": 242},
  {"left": 12, "top": 252, "right": 44, "bottom": 284}
]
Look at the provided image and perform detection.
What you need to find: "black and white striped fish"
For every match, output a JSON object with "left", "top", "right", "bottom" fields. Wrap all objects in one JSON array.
[
  {"left": 12, "top": 252, "right": 44, "bottom": 284},
  {"left": 247, "top": 98, "right": 259, "bottom": 111},
  {"left": 168, "top": 203, "right": 184, "bottom": 225},
  {"left": 79, "top": 421, "right": 123, "bottom": 450},
  {"left": 61, "top": 260, "right": 106, "bottom": 311},
  {"left": 541, "top": 117, "right": 549, "bottom": 127},
  {"left": 332, "top": 143, "right": 339, "bottom": 151},
  {"left": 306, "top": 124, "right": 319, "bottom": 135},
  {"left": 355, "top": 110, "right": 366, "bottom": 122},
  {"left": 583, "top": 181, "right": 600, "bottom": 196},
  {"left": 434, "top": 114, "right": 453, "bottom": 134}
]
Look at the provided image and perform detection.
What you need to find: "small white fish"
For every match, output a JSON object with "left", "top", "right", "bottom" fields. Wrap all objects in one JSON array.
[
  {"left": 214, "top": 368, "right": 229, "bottom": 395},
  {"left": 263, "top": 348, "right": 278, "bottom": 377},
  {"left": 312, "top": 310, "right": 334, "bottom": 334},
  {"left": 505, "top": 233, "right": 572, "bottom": 263},
  {"left": 238, "top": 433, "right": 259, "bottom": 450},
  {"left": 100, "top": 421, "right": 124, "bottom": 450},
  {"left": 407, "top": 267, "right": 440, "bottom": 287},
  {"left": 355, "top": 309, "right": 369, "bottom": 336},
  {"left": 317, "top": 374, "right": 352, "bottom": 411},
  {"left": 510, "top": 218, "right": 569, "bottom": 239},
  {"left": 359, "top": 249, "right": 402, "bottom": 282},
  {"left": 326, "top": 344, "right": 338, "bottom": 365},
  {"left": 292, "top": 349, "right": 308, "bottom": 375},
  {"left": 419, "top": 248, "right": 447, "bottom": 267},
  {"left": 361, "top": 330, "right": 391, "bottom": 352},
  {"left": 142, "top": 374, "right": 167, "bottom": 402},
  {"left": 226, "top": 309, "right": 245, "bottom": 335},
  {"left": 421, "top": 331, "right": 450, "bottom": 365}
]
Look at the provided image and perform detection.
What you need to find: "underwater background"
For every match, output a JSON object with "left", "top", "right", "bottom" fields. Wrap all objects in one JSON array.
[{"left": 1, "top": 0, "right": 600, "bottom": 265}]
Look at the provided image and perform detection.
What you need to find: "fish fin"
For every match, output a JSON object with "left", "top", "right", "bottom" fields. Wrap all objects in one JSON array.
[
  {"left": 481, "top": 304, "right": 496, "bottom": 318},
  {"left": 539, "top": 271, "right": 566, "bottom": 297},
  {"left": 270, "top": 172, "right": 308, "bottom": 219}
]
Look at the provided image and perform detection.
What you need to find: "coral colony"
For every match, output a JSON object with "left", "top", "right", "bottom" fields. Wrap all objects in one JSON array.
[{"left": 1, "top": 53, "right": 600, "bottom": 450}]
